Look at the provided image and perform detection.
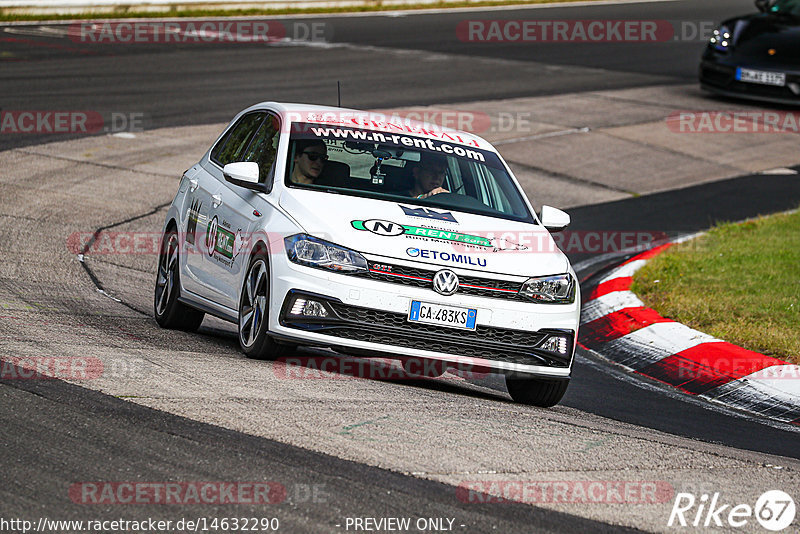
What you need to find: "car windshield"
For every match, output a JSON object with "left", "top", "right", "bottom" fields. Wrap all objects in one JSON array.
[
  {"left": 772, "top": 0, "right": 800, "bottom": 15},
  {"left": 285, "top": 123, "right": 534, "bottom": 223}
]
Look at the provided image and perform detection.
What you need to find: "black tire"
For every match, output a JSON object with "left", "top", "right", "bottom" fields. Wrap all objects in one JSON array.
[
  {"left": 401, "top": 357, "right": 446, "bottom": 378},
  {"left": 154, "top": 228, "right": 205, "bottom": 331},
  {"left": 505, "top": 376, "right": 569, "bottom": 407},
  {"left": 238, "top": 250, "right": 282, "bottom": 360}
]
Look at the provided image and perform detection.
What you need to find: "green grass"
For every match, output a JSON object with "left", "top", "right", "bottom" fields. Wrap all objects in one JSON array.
[
  {"left": 632, "top": 209, "right": 800, "bottom": 364},
  {"left": 0, "top": 0, "right": 601, "bottom": 22}
]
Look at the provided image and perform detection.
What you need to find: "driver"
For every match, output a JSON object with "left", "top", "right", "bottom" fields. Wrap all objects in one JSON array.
[
  {"left": 407, "top": 153, "right": 449, "bottom": 199},
  {"left": 291, "top": 139, "right": 328, "bottom": 184}
]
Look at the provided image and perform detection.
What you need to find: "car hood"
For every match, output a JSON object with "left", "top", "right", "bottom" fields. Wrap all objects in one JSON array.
[
  {"left": 279, "top": 188, "right": 570, "bottom": 277},
  {"left": 721, "top": 13, "right": 800, "bottom": 67}
]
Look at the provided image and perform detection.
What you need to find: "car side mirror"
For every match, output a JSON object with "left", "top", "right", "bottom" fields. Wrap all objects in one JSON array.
[
  {"left": 223, "top": 162, "right": 267, "bottom": 192},
  {"left": 540, "top": 205, "right": 570, "bottom": 232}
]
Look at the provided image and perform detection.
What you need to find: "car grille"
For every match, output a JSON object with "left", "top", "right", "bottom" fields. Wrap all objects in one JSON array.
[
  {"left": 355, "top": 262, "right": 526, "bottom": 301},
  {"left": 281, "top": 298, "right": 571, "bottom": 368}
]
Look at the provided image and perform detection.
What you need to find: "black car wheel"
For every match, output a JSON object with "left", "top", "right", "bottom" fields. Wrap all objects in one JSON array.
[
  {"left": 239, "top": 251, "right": 283, "bottom": 360},
  {"left": 505, "top": 376, "right": 569, "bottom": 407},
  {"left": 154, "top": 228, "right": 205, "bottom": 331}
]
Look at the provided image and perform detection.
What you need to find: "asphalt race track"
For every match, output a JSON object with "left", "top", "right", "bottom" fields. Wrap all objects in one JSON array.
[{"left": 2, "top": 0, "right": 799, "bottom": 532}]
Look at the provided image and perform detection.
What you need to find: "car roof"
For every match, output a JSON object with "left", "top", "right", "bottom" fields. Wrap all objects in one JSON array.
[{"left": 242, "top": 101, "right": 496, "bottom": 152}]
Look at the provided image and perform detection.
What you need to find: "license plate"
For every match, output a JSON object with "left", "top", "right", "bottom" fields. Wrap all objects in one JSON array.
[
  {"left": 736, "top": 68, "right": 786, "bottom": 87},
  {"left": 408, "top": 300, "right": 477, "bottom": 331}
]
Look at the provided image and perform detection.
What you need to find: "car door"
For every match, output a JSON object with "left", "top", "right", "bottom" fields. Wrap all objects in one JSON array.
[
  {"left": 203, "top": 111, "right": 284, "bottom": 310},
  {"left": 177, "top": 163, "right": 209, "bottom": 297},
  {"left": 184, "top": 110, "right": 267, "bottom": 305}
]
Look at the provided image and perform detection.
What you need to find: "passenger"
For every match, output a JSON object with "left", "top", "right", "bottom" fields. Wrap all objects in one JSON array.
[
  {"left": 407, "top": 153, "right": 449, "bottom": 199},
  {"left": 291, "top": 139, "right": 328, "bottom": 184}
]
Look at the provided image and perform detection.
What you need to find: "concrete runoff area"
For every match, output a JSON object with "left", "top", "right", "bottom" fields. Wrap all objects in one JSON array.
[{"left": 1, "top": 83, "right": 799, "bottom": 532}]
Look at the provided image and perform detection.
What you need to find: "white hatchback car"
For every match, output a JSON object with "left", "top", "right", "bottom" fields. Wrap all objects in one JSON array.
[{"left": 155, "top": 102, "right": 580, "bottom": 406}]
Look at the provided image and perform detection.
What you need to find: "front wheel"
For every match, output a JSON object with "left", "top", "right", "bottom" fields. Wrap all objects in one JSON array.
[
  {"left": 238, "top": 252, "right": 282, "bottom": 360},
  {"left": 154, "top": 228, "right": 204, "bottom": 331},
  {"left": 505, "top": 376, "right": 569, "bottom": 407}
]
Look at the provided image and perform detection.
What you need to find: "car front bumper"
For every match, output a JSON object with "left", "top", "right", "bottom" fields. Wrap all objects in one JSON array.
[
  {"left": 699, "top": 59, "right": 800, "bottom": 106},
  {"left": 268, "top": 259, "right": 579, "bottom": 378}
]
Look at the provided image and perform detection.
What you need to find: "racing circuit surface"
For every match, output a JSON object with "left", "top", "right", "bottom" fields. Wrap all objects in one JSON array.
[{"left": 2, "top": 0, "right": 800, "bottom": 532}]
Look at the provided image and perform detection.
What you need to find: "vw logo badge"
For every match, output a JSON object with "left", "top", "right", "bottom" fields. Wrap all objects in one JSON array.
[{"left": 432, "top": 269, "right": 459, "bottom": 296}]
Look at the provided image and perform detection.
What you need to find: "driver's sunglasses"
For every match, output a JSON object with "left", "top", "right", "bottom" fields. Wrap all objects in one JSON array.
[{"left": 303, "top": 152, "right": 329, "bottom": 162}]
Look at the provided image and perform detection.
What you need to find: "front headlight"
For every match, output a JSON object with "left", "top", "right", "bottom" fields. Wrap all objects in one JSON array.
[
  {"left": 284, "top": 234, "right": 368, "bottom": 273},
  {"left": 710, "top": 25, "right": 732, "bottom": 52},
  {"left": 519, "top": 274, "right": 575, "bottom": 303}
]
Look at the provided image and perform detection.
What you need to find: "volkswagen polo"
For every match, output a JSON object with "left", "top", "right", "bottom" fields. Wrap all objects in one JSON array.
[{"left": 154, "top": 102, "right": 580, "bottom": 407}]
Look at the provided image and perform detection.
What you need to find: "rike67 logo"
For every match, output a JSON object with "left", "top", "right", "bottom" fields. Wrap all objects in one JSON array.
[{"left": 668, "top": 490, "right": 795, "bottom": 531}]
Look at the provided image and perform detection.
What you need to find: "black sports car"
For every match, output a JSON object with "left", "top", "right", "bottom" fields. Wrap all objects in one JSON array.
[{"left": 700, "top": 0, "right": 800, "bottom": 105}]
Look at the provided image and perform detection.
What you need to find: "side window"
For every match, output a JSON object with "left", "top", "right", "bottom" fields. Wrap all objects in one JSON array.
[
  {"left": 210, "top": 112, "right": 266, "bottom": 167},
  {"left": 241, "top": 114, "right": 281, "bottom": 182}
]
